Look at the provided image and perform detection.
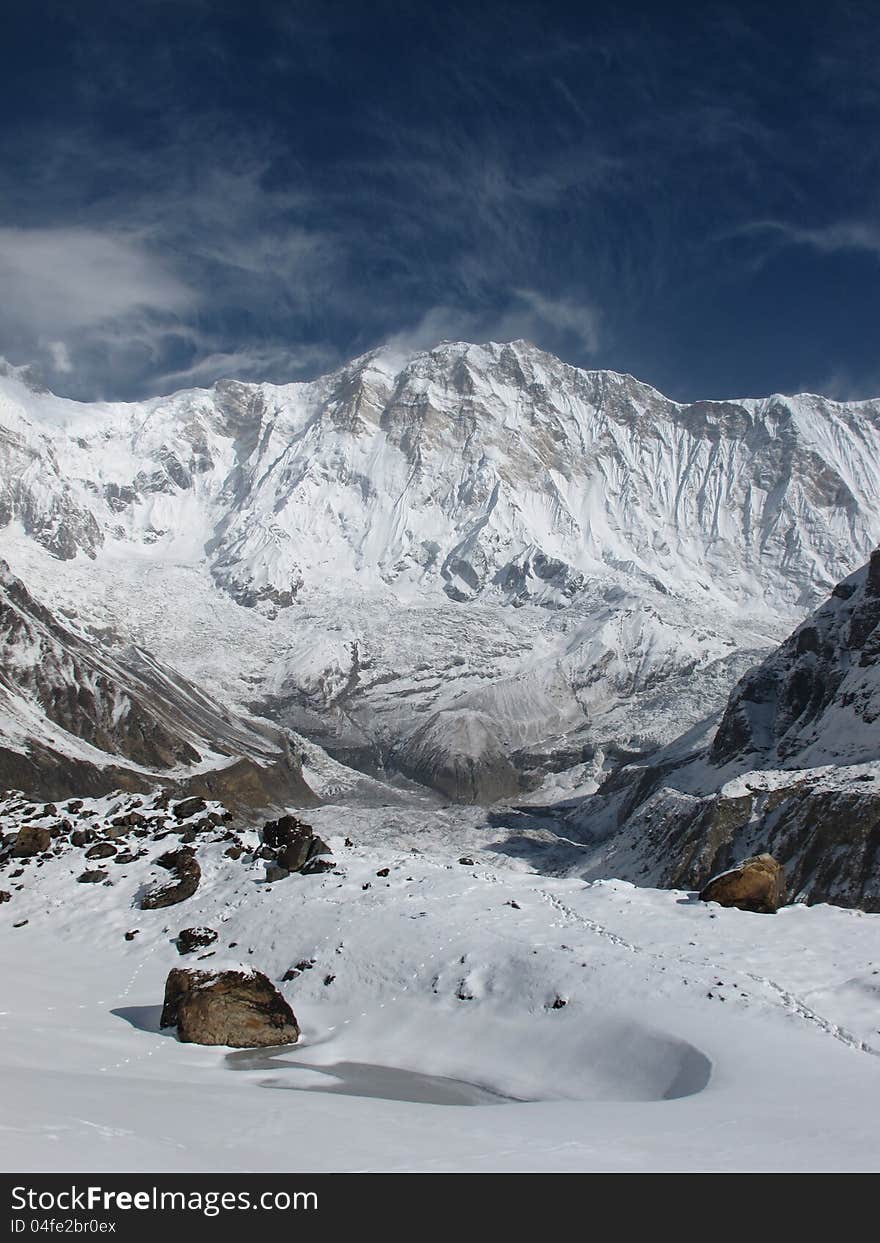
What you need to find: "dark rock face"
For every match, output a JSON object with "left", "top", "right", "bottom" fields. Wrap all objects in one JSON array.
[
  {"left": 277, "top": 837, "right": 313, "bottom": 873},
  {"left": 176, "top": 926, "right": 218, "bottom": 955},
  {"left": 711, "top": 551, "right": 880, "bottom": 768},
  {"left": 599, "top": 780, "right": 880, "bottom": 912},
  {"left": 77, "top": 870, "right": 106, "bottom": 884},
  {"left": 302, "top": 856, "right": 334, "bottom": 875},
  {"left": 700, "top": 854, "right": 786, "bottom": 913},
  {"left": 111, "top": 811, "right": 145, "bottom": 828},
  {"left": 140, "top": 848, "right": 201, "bottom": 909},
  {"left": 160, "top": 967, "right": 300, "bottom": 1047},
  {"left": 154, "top": 847, "right": 196, "bottom": 871},
  {"left": 262, "top": 814, "right": 309, "bottom": 848},
  {"left": 11, "top": 825, "right": 51, "bottom": 857}
]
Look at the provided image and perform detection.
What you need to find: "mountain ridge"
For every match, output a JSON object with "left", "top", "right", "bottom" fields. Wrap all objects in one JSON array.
[{"left": 1, "top": 338, "right": 879, "bottom": 803}]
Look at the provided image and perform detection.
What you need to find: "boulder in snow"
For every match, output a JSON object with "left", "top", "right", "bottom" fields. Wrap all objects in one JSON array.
[
  {"left": 176, "top": 926, "right": 218, "bottom": 955},
  {"left": 12, "top": 825, "right": 51, "bottom": 857},
  {"left": 161, "top": 967, "right": 300, "bottom": 1047},
  {"left": 140, "top": 847, "right": 201, "bottom": 909},
  {"left": 172, "top": 796, "right": 207, "bottom": 822},
  {"left": 699, "top": 854, "right": 786, "bottom": 914}
]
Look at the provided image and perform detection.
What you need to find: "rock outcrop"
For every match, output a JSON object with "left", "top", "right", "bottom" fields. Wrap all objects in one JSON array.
[{"left": 160, "top": 967, "right": 300, "bottom": 1047}]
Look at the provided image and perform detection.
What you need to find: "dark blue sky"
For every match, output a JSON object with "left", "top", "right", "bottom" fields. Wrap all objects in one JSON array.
[{"left": 2, "top": 0, "right": 880, "bottom": 402}]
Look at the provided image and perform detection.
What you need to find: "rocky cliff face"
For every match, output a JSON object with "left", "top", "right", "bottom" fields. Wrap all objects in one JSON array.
[
  {"left": 584, "top": 775, "right": 880, "bottom": 911},
  {"left": 569, "top": 553, "right": 880, "bottom": 909},
  {"left": 711, "top": 550, "right": 880, "bottom": 768}
]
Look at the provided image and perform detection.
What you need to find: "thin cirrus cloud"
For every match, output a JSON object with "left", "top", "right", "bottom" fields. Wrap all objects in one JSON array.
[
  {"left": 4, "top": 5, "right": 880, "bottom": 402},
  {"left": 151, "top": 342, "right": 340, "bottom": 393},
  {"left": 736, "top": 219, "right": 880, "bottom": 259}
]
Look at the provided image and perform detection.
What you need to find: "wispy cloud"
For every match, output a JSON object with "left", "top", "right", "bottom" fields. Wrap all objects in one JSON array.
[
  {"left": 150, "top": 342, "right": 338, "bottom": 393},
  {"left": 380, "top": 289, "right": 602, "bottom": 366},
  {"left": 47, "top": 341, "right": 73, "bottom": 374},
  {"left": 740, "top": 218, "right": 880, "bottom": 258},
  {"left": 0, "top": 226, "right": 195, "bottom": 331},
  {"left": 506, "top": 290, "right": 601, "bottom": 354}
]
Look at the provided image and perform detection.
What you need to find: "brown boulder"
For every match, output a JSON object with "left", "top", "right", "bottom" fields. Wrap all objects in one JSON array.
[
  {"left": 85, "top": 841, "right": 117, "bottom": 860},
  {"left": 111, "top": 811, "right": 146, "bottom": 828},
  {"left": 140, "top": 870, "right": 200, "bottom": 909},
  {"left": 154, "top": 847, "right": 197, "bottom": 871},
  {"left": 12, "top": 825, "right": 51, "bottom": 857},
  {"left": 699, "top": 853, "right": 787, "bottom": 914},
  {"left": 160, "top": 967, "right": 300, "bottom": 1047}
]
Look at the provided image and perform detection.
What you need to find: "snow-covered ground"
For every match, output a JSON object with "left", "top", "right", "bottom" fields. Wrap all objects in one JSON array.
[{"left": 2, "top": 796, "right": 879, "bottom": 1172}]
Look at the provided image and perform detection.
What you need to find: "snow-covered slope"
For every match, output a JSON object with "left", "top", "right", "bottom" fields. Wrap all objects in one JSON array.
[
  {"left": 2, "top": 789, "right": 880, "bottom": 1172},
  {"left": 2, "top": 340, "right": 879, "bottom": 800}
]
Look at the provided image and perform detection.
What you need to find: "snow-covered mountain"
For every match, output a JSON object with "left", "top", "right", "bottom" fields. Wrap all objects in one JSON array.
[{"left": 1, "top": 340, "right": 879, "bottom": 801}]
